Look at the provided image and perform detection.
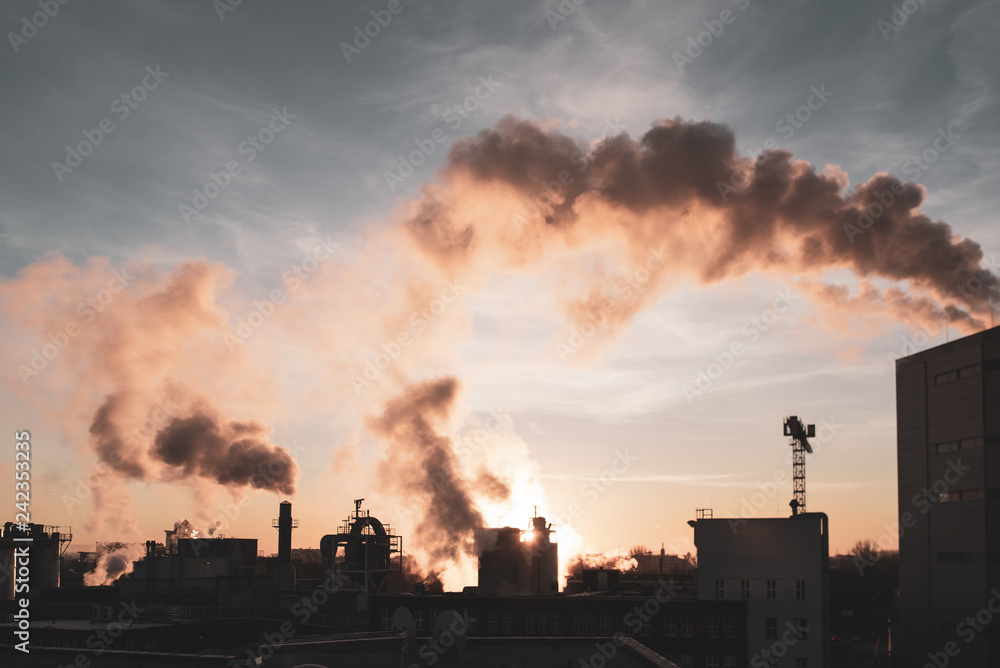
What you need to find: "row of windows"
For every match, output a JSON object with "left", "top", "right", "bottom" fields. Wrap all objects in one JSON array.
[
  {"left": 939, "top": 489, "right": 986, "bottom": 503},
  {"left": 934, "top": 364, "right": 981, "bottom": 385},
  {"left": 935, "top": 436, "right": 984, "bottom": 454},
  {"left": 938, "top": 551, "right": 985, "bottom": 563},
  {"left": 716, "top": 578, "right": 806, "bottom": 600}
]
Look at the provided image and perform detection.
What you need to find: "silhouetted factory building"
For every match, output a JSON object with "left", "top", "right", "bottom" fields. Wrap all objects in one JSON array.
[
  {"left": 896, "top": 324, "right": 1000, "bottom": 666},
  {"left": 478, "top": 514, "right": 558, "bottom": 596},
  {"left": 690, "top": 511, "right": 830, "bottom": 667},
  {"left": 0, "top": 523, "right": 70, "bottom": 601}
]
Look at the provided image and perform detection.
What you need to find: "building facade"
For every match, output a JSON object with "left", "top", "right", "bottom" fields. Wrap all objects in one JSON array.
[
  {"left": 691, "top": 514, "right": 830, "bottom": 667},
  {"left": 896, "top": 325, "right": 1000, "bottom": 666}
]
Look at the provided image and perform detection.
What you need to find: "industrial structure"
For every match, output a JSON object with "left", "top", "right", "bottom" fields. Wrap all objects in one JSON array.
[
  {"left": 272, "top": 500, "right": 298, "bottom": 591},
  {"left": 784, "top": 415, "right": 816, "bottom": 515},
  {"left": 690, "top": 511, "right": 830, "bottom": 667},
  {"left": 0, "top": 523, "right": 71, "bottom": 601},
  {"left": 478, "top": 513, "right": 558, "bottom": 596},
  {"left": 895, "top": 324, "right": 1000, "bottom": 667},
  {"left": 121, "top": 535, "right": 259, "bottom": 597},
  {"left": 320, "top": 499, "right": 402, "bottom": 594}
]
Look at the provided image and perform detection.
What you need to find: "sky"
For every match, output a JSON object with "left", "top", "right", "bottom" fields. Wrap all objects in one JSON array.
[{"left": 0, "top": 0, "right": 998, "bottom": 589}]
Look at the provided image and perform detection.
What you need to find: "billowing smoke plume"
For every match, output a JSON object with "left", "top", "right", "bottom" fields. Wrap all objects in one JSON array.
[
  {"left": 1, "top": 113, "right": 997, "bottom": 575},
  {"left": 84, "top": 542, "right": 145, "bottom": 586},
  {"left": 0, "top": 258, "right": 298, "bottom": 533},
  {"left": 403, "top": 116, "right": 998, "bottom": 334},
  {"left": 367, "top": 377, "right": 509, "bottom": 563}
]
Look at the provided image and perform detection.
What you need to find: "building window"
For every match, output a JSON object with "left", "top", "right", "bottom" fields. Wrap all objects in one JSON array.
[
  {"left": 707, "top": 655, "right": 720, "bottom": 668},
  {"left": 600, "top": 613, "right": 611, "bottom": 635},
  {"left": 724, "top": 657, "right": 737, "bottom": 668},
  {"left": 740, "top": 579, "right": 750, "bottom": 599},
  {"left": 125, "top": 640, "right": 135, "bottom": 650},
  {"left": 380, "top": 609, "right": 390, "bottom": 630},
  {"left": 766, "top": 579, "right": 776, "bottom": 599},
  {"left": 525, "top": 612, "right": 536, "bottom": 634},
  {"left": 723, "top": 617, "right": 735, "bottom": 638},
  {"left": 936, "top": 441, "right": 959, "bottom": 453},
  {"left": 681, "top": 616, "right": 693, "bottom": 637},
  {"left": 587, "top": 613, "right": 598, "bottom": 634},
  {"left": 641, "top": 618, "right": 652, "bottom": 636},
  {"left": 502, "top": 612, "right": 513, "bottom": 634},
  {"left": 715, "top": 578, "right": 725, "bottom": 599},
  {"left": 146, "top": 639, "right": 156, "bottom": 651},
  {"left": 573, "top": 613, "right": 584, "bottom": 635},
  {"left": 797, "top": 618, "right": 809, "bottom": 639},
  {"left": 959, "top": 364, "right": 982, "bottom": 378},
  {"left": 766, "top": 617, "right": 777, "bottom": 639},
  {"left": 935, "top": 370, "right": 958, "bottom": 385},
  {"left": 706, "top": 616, "right": 719, "bottom": 638},
  {"left": 416, "top": 610, "right": 426, "bottom": 631},
  {"left": 538, "top": 612, "right": 549, "bottom": 635},
  {"left": 664, "top": 616, "right": 677, "bottom": 637},
  {"left": 795, "top": 659, "right": 808, "bottom": 668},
  {"left": 796, "top": 580, "right": 806, "bottom": 600},
  {"left": 549, "top": 613, "right": 561, "bottom": 634},
  {"left": 681, "top": 653, "right": 693, "bottom": 666},
  {"left": 488, "top": 612, "right": 499, "bottom": 633}
]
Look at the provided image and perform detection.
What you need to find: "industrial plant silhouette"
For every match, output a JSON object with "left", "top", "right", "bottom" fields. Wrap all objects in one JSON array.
[{"left": 3, "top": 325, "right": 998, "bottom": 667}]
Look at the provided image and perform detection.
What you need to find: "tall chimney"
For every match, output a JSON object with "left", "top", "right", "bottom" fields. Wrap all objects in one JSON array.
[
  {"left": 272, "top": 501, "right": 298, "bottom": 591},
  {"left": 278, "top": 501, "right": 293, "bottom": 564}
]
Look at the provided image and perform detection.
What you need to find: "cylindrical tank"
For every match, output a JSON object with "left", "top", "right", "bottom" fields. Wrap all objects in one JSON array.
[{"left": 0, "top": 523, "right": 62, "bottom": 601}]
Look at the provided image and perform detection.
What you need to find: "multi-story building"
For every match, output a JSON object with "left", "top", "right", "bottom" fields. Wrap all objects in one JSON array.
[
  {"left": 690, "top": 513, "right": 829, "bottom": 667},
  {"left": 896, "top": 324, "right": 1000, "bottom": 666}
]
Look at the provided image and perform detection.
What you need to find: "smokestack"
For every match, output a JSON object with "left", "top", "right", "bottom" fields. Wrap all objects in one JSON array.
[
  {"left": 273, "top": 500, "right": 297, "bottom": 591},
  {"left": 278, "top": 501, "right": 293, "bottom": 563}
]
